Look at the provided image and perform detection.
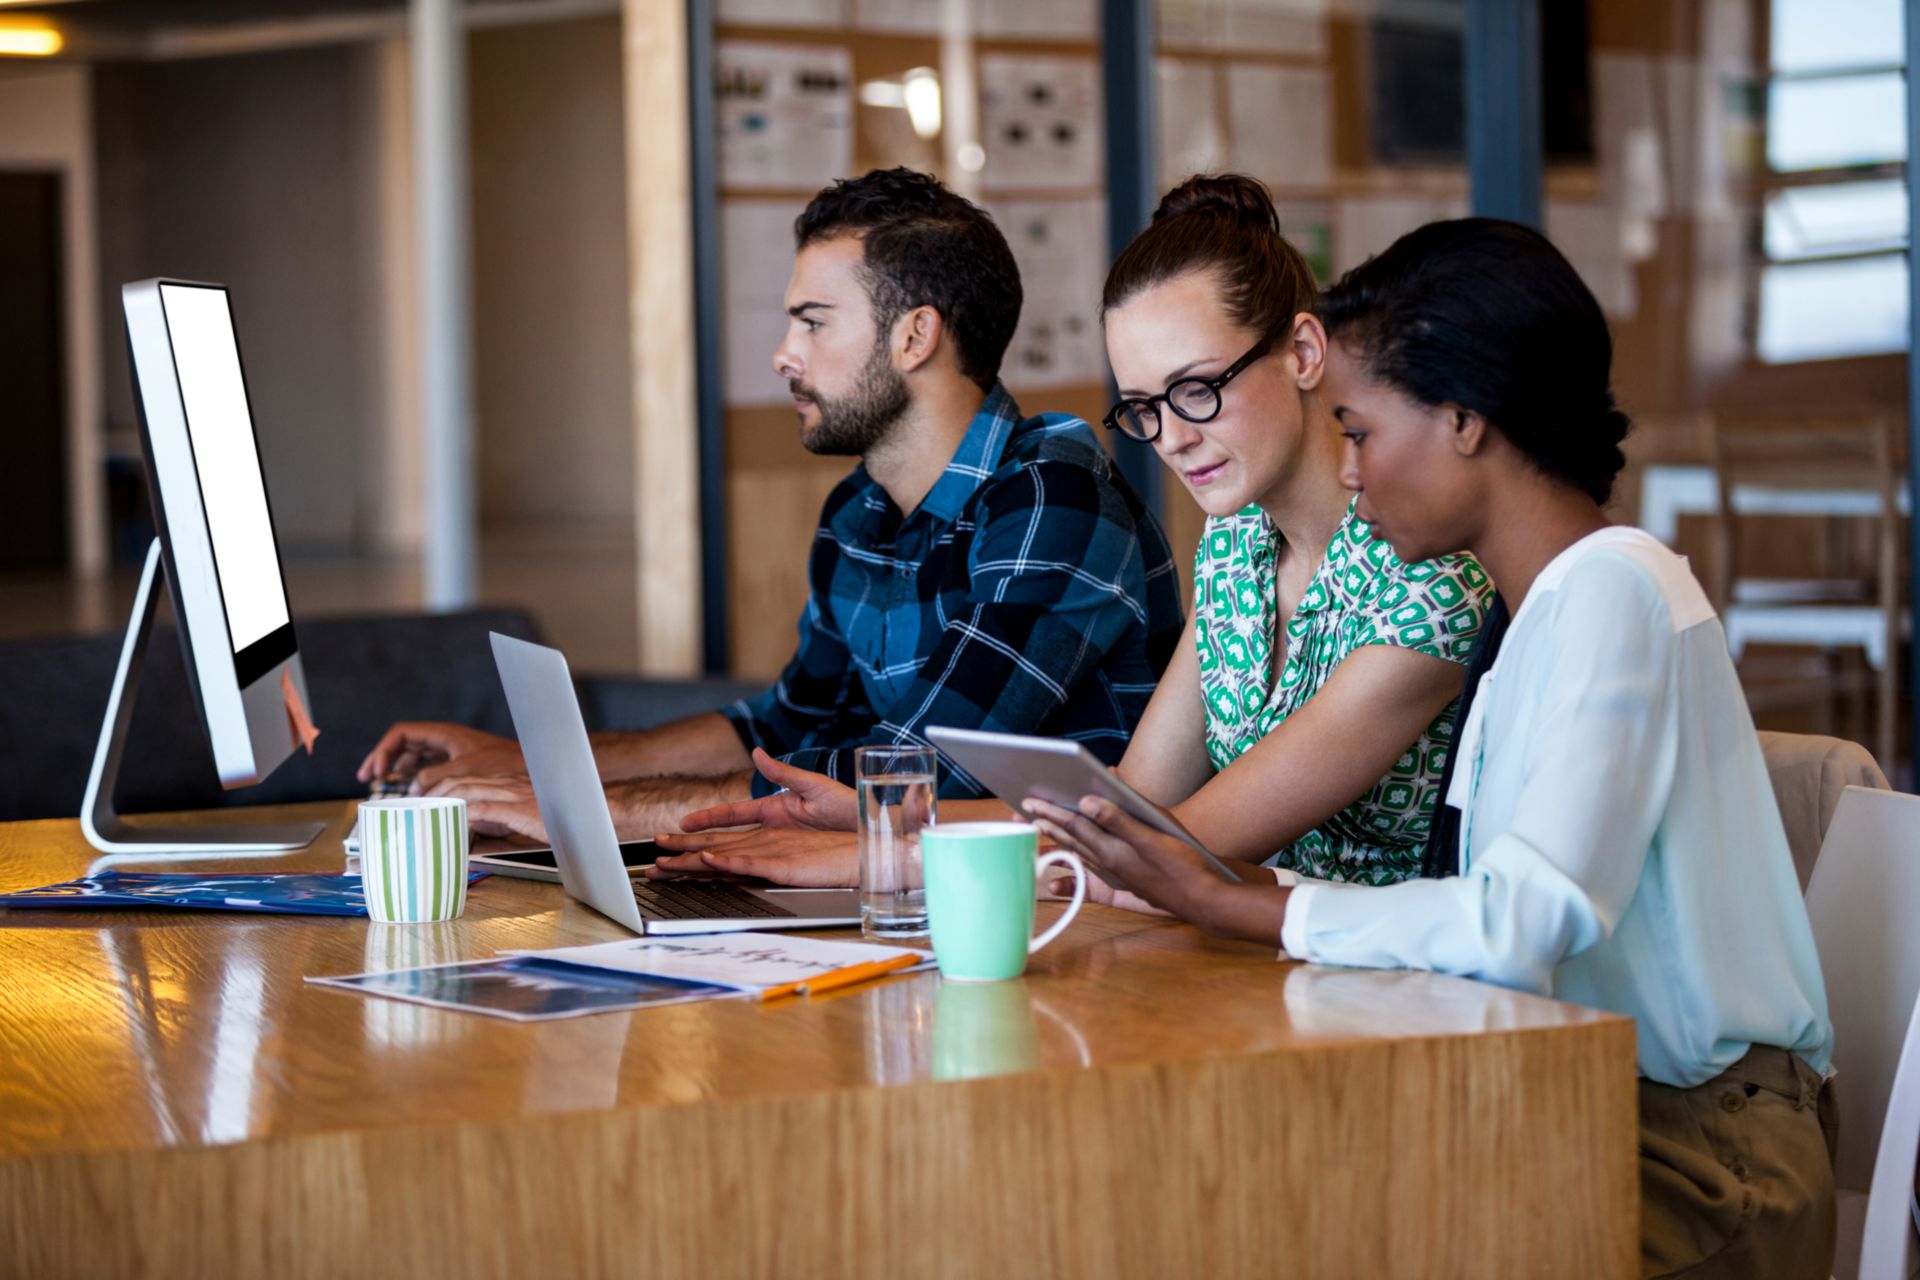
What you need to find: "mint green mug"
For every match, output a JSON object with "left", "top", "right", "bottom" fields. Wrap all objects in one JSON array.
[{"left": 921, "top": 822, "right": 1086, "bottom": 982}]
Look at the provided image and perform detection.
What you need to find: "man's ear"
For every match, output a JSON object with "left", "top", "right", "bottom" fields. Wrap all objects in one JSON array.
[
  {"left": 896, "top": 305, "right": 944, "bottom": 374},
  {"left": 1290, "top": 312, "right": 1328, "bottom": 390},
  {"left": 1451, "top": 407, "right": 1489, "bottom": 457}
]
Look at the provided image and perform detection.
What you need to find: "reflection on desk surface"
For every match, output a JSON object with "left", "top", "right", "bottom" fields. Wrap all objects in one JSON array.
[{"left": 0, "top": 800, "right": 1622, "bottom": 1164}]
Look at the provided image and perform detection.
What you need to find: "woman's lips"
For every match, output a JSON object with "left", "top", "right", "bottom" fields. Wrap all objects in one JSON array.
[{"left": 1184, "top": 460, "right": 1227, "bottom": 485}]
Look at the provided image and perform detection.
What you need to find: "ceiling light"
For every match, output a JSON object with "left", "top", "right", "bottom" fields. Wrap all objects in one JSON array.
[
  {"left": 0, "top": 23, "right": 61, "bottom": 55},
  {"left": 902, "top": 67, "right": 941, "bottom": 139}
]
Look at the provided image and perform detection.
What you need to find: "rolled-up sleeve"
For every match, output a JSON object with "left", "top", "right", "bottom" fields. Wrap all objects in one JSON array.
[{"left": 1282, "top": 556, "right": 1681, "bottom": 994}]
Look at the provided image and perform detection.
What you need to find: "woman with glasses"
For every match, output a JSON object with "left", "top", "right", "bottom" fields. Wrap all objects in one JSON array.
[
  {"left": 650, "top": 174, "right": 1493, "bottom": 892},
  {"left": 1078, "top": 173, "right": 1492, "bottom": 884},
  {"left": 1027, "top": 218, "right": 1835, "bottom": 1278}
]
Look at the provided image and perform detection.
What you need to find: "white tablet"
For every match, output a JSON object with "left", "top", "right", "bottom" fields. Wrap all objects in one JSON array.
[{"left": 925, "top": 726, "right": 1239, "bottom": 883}]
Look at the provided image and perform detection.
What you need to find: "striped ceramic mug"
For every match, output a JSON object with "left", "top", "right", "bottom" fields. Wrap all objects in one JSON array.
[{"left": 358, "top": 797, "right": 470, "bottom": 923}]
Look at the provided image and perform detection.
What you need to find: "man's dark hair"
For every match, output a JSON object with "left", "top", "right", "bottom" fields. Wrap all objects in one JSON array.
[{"left": 795, "top": 168, "right": 1022, "bottom": 392}]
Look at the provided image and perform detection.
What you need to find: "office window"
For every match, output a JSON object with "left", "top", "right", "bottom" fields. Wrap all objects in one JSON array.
[
  {"left": 1757, "top": 0, "right": 1908, "bottom": 363},
  {"left": 1757, "top": 252, "right": 1909, "bottom": 363}
]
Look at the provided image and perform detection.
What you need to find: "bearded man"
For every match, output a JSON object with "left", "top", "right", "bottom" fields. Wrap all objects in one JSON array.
[{"left": 359, "top": 168, "right": 1182, "bottom": 840}]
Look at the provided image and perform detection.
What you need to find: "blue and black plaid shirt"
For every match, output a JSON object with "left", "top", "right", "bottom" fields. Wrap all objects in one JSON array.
[{"left": 723, "top": 384, "right": 1183, "bottom": 797}]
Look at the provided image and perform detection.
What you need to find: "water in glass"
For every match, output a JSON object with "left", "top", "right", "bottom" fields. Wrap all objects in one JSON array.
[{"left": 856, "top": 748, "right": 936, "bottom": 939}]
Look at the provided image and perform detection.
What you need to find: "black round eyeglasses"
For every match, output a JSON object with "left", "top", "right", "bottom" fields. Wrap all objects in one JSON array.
[{"left": 1102, "top": 334, "right": 1275, "bottom": 444}]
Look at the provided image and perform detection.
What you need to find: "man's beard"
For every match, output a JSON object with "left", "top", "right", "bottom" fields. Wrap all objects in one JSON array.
[{"left": 792, "top": 343, "right": 911, "bottom": 457}]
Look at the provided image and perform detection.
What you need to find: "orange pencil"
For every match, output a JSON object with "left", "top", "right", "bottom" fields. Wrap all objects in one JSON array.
[{"left": 759, "top": 952, "right": 924, "bottom": 1002}]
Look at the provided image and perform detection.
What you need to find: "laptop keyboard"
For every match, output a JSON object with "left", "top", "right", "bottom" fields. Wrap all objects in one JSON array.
[{"left": 631, "top": 880, "right": 797, "bottom": 921}]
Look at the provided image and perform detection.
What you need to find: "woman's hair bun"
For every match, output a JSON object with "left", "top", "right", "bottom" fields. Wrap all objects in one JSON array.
[
  {"left": 1152, "top": 173, "right": 1280, "bottom": 235},
  {"left": 1104, "top": 171, "right": 1316, "bottom": 330},
  {"left": 1596, "top": 396, "right": 1630, "bottom": 450}
]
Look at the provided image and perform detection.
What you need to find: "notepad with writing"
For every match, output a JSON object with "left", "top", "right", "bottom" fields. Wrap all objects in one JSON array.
[{"left": 511, "top": 931, "right": 929, "bottom": 993}]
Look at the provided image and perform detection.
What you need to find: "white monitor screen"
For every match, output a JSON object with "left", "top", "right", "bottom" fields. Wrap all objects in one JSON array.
[{"left": 158, "top": 283, "right": 292, "bottom": 655}]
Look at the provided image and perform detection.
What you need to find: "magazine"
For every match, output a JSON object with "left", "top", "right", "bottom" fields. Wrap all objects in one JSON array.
[{"left": 309, "top": 957, "right": 737, "bottom": 1022}]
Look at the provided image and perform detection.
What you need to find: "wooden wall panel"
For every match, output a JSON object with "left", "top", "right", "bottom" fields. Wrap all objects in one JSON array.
[{"left": 623, "top": 0, "right": 702, "bottom": 676}]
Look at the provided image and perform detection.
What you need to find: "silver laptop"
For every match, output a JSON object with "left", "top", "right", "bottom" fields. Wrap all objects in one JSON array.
[{"left": 489, "top": 632, "right": 861, "bottom": 935}]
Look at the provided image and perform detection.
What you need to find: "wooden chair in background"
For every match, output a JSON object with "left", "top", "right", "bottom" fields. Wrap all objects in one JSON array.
[{"left": 1709, "top": 412, "right": 1905, "bottom": 777}]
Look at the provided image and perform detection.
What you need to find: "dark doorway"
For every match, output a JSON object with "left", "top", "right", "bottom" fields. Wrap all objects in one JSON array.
[{"left": 0, "top": 171, "right": 69, "bottom": 571}]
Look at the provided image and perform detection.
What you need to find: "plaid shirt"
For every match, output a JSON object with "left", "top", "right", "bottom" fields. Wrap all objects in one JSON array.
[{"left": 723, "top": 384, "right": 1183, "bottom": 797}]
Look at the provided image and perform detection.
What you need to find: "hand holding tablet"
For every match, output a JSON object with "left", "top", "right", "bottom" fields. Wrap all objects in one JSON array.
[{"left": 923, "top": 727, "right": 1241, "bottom": 884}]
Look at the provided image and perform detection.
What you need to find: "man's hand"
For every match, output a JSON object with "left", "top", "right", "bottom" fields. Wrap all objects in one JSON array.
[
  {"left": 357, "top": 722, "right": 524, "bottom": 791},
  {"left": 677, "top": 749, "right": 858, "bottom": 833},
  {"left": 647, "top": 828, "right": 858, "bottom": 887},
  {"left": 422, "top": 774, "right": 548, "bottom": 843}
]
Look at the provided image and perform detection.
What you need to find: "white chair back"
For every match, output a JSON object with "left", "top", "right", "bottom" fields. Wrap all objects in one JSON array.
[
  {"left": 1859, "top": 992, "right": 1920, "bottom": 1279},
  {"left": 1805, "top": 786, "right": 1920, "bottom": 1279}
]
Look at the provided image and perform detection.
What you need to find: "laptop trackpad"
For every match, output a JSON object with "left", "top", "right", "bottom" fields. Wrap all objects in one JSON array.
[{"left": 758, "top": 888, "right": 862, "bottom": 915}]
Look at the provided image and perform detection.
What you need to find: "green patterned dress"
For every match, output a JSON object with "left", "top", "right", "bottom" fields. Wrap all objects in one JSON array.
[{"left": 1194, "top": 500, "right": 1493, "bottom": 884}]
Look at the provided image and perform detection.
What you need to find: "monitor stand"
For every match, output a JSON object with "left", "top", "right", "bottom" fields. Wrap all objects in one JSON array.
[{"left": 81, "top": 539, "right": 326, "bottom": 860}]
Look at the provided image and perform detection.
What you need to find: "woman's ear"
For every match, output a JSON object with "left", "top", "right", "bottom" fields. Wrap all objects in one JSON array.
[
  {"left": 1290, "top": 312, "right": 1328, "bottom": 390},
  {"left": 1451, "top": 407, "right": 1489, "bottom": 457}
]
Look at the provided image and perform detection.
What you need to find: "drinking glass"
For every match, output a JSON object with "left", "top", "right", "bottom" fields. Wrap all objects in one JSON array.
[{"left": 855, "top": 744, "right": 936, "bottom": 939}]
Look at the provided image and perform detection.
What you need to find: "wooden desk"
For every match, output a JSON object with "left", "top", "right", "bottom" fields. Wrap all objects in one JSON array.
[{"left": 0, "top": 803, "right": 1638, "bottom": 1278}]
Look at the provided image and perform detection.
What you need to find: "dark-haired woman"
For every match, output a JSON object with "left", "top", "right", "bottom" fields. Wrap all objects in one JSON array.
[
  {"left": 651, "top": 174, "right": 1492, "bottom": 890},
  {"left": 1027, "top": 217, "right": 1836, "bottom": 1278}
]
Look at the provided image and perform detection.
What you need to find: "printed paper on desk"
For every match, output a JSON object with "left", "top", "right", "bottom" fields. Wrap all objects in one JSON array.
[{"left": 513, "top": 932, "right": 924, "bottom": 993}]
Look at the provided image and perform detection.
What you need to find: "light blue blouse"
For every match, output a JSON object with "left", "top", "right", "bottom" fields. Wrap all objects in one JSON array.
[{"left": 1279, "top": 527, "right": 1833, "bottom": 1088}]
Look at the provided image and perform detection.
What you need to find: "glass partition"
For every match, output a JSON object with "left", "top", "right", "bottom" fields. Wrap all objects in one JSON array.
[{"left": 1151, "top": 0, "right": 1472, "bottom": 581}]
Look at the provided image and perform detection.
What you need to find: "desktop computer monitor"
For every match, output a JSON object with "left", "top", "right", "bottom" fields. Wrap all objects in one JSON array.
[{"left": 83, "top": 279, "right": 324, "bottom": 857}]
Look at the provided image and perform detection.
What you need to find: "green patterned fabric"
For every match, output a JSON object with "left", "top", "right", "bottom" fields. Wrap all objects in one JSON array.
[{"left": 1194, "top": 500, "right": 1492, "bottom": 884}]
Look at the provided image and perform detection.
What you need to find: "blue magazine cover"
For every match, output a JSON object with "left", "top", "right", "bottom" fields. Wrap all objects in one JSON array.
[{"left": 0, "top": 870, "right": 490, "bottom": 917}]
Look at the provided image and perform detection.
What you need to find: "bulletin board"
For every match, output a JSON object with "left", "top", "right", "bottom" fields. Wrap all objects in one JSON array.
[{"left": 711, "top": 1, "right": 1118, "bottom": 677}]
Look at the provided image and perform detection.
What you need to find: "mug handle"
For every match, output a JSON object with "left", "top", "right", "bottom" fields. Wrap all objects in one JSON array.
[{"left": 1029, "top": 851, "right": 1086, "bottom": 955}]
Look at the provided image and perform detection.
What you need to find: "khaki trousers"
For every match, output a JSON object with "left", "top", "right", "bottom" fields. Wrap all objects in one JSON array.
[{"left": 1639, "top": 1046, "right": 1839, "bottom": 1279}]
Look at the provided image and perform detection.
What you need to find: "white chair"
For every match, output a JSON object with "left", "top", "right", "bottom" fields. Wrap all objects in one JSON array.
[
  {"left": 1805, "top": 786, "right": 1920, "bottom": 1279},
  {"left": 1860, "top": 992, "right": 1920, "bottom": 1279}
]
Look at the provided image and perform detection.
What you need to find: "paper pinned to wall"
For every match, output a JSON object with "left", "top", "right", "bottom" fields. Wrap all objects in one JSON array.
[
  {"left": 1546, "top": 201, "right": 1638, "bottom": 320},
  {"left": 1332, "top": 194, "right": 1465, "bottom": 275},
  {"left": 979, "top": 55, "right": 1104, "bottom": 192},
  {"left": 1156, "top": 58, "right": 1226, "bottom": 190},
  {"left": 719, "top": 0, "right": 848, "bottom": 26},
  {"left": 1155, "top": 0, "right": 1217, "bottom": 48},
  {"left": 717, "top": 41, "right": 853, "bottom": 190},
  {"left": 1217, "top": 0, "right": 1328, "bottom": 56},
  {"left": 980, "top": 0, "right": 1098, "bottom": 40},
  {"left": 853, "top": 0, "right": 948, "bottom": 34},
  {"left": 1225, "top": 62, "right": 1331, "bottom": 189},
  {"left": 990, "top": 197, "right": 1108, "bottom": 390},
  {"left": 722, "top": 199, "right": 806, "bottom": 407},
  {"left": 1272, "top": 199, "right": 1333, "bottom": 284}
]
